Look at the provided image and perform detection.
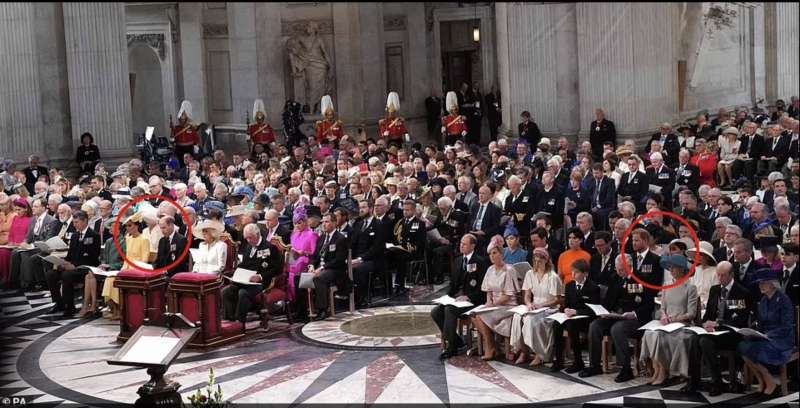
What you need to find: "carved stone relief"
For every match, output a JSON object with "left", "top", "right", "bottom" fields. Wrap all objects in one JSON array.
[{"left": 126, "top": 33, "right": 166, "bottom": 60}]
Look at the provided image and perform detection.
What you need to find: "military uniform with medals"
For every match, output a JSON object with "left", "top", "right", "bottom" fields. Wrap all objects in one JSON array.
[
  {"left": 222, "top": 236, "right": 283, "bottom": 323},
  {"left": 431, "top": 252, "right": 488, "bottom": 354},
  {"left": 429, "top": 208, "right": 467, "bottom": 283},
  {"left": 391, "top": 216, "right": 427, "bottom": 291},
  {"left": 503, "top": 189, "right": 534, "bottom": 242}
]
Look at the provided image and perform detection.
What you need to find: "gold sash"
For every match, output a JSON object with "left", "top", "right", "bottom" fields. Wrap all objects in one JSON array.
[
  {"left": 174, "top": 125, "right": 192, "bottom": 138},
  {"left": 445, "top": 115, "right": 462, "bottom": 129}
]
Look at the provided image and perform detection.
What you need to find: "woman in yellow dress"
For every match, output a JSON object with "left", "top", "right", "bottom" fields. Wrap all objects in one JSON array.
[{"left": 101, "top": 212, "right": 151, "bottom": 320}]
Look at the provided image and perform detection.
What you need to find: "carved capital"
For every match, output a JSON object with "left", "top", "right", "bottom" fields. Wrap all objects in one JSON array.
[
  {"left": 126, "top": 33, "right": 166, "bottom": 60},
  {"left": 281, "top": 19, "right": 334, "bottom": 37}
]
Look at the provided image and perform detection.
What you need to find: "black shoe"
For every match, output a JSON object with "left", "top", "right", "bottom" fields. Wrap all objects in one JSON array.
[
  {"left": 565, "top": 363, "right": 585, "bottom": 374},
  {"left": 579, "top": 366, "right": 603, "bottom": 378},
  {"left": 708, "top": 383, "right": 725, "bottom": 397},
  {"left": 614, "top": 368, "right": 635, "bottom": 383},
  {"left": 550, "top": 361, "right": 565, "bottom": 372},
  {"left": 679, "top": 382, "right": 699, "bottom": 393},
  {"left": 313, "top": 311, "right": 329, "bottom": 321},
  {"left": 394, "top": 286, "right": 408, "bottom": 296},
  {"left": 61, "top": 309, "right": 76, "bottom": 318},
  {"left": 48, "top": 305, "right": 65, "bottom": 314},
  {"left": 439, "top": 350, "right": 454, "bottom": 360}
]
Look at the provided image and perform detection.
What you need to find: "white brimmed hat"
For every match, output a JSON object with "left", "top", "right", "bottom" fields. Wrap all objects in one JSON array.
[
  {"left": 192, "top": 219, "right": 224, "bottom": 240},
  {"left": 686, "top": 241, "right": 717, "bottom": 265}
]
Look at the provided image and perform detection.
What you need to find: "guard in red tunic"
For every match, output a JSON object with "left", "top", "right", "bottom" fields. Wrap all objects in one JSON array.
[
  {"left": 441, "top": 91, "right": 467, "bottom": 146},
  {"left": 315, "top": 94, "right": 344, "bottom": 146},
  {"left": 171, "top": 100, "right": 200, "bottom": 167},
  {"left": 379, "top": 91, "right": 409, "bottom": 148},
  {"left": 248, "top": 99, "right": 275, "bottom": 155}
]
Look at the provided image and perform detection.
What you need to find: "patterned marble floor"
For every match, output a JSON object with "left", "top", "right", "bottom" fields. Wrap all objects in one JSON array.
[{"left": 0, "top": 287, "right": 797, "bottom": 406}]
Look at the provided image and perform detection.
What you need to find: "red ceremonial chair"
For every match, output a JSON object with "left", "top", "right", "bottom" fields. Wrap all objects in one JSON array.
[
  {"left": 220, "top": 233, "right": 239, "bottom": 277},
  {"left": 168, "top": 272, "right": 243, "bottom": 348},
  {"left": 114, "top": 269, "right": 167, "bottom": 342}
]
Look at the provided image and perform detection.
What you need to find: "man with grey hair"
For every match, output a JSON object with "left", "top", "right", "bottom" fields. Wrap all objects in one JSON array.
[
  {"left": 733, "top": 120, "right": 763, "bottom": 182},
  {"left": 611, "top": 218, "right": 632, "bottom": 254},
  {"left": 714, "top": 224, "right": 742, "bottom": 263},
  {"left": 682, "top": 260, "right": 752, "bottom": 395},
  {"left": 732, "top": 237, "right": 759, "bottom": 293},
  {"left": 443, "top": 184, "right": 469, "bottom": 213},
  {"left": 712, "top": 216, "right": 732, "bottom": 243},
  {"left": 757, "top": 122, "right": 789, "bottom": 175},
  {"left": 429, "top": 195, "right": 467, "bottom": 284},
  {"left": 504, "top": 174, "right": 534, "bottom": 240}
]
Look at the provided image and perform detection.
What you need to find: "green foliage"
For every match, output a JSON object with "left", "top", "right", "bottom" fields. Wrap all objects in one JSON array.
[{"left": 187, "top": 368, "right": 227, "bottom": 408}]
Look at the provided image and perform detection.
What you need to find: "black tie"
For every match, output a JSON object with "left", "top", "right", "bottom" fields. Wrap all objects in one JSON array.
[
  {"left": 717, "top": 287, "right": 727, "bottom": 321},
  {"left": 577, "top": 283, "right": 582, "bottom": 292},
  {"left": 463, "top": 257, "right": 468, "bottom": 272}
]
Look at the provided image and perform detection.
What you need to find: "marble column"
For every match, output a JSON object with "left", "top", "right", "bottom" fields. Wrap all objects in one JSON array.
[
  {"left": 358, "top": 3, "right": 384, "bottom": 123},
  {"left": 228, "top": 2, "right": 257, "bottom": 125},
  {"left": 0, "top": 3, "right": 45, "bottom": 163},
  {"left": 765, "top": 2, "right": 799, "bottom": 101},
  {"left": 255, "top": 3, "right": 284, "bottom": 128},
  {"left": 63, "top": 3, "right": 133, "bottom": 161},
  {"left": 332, "top": 3, "right": 362, "bottom": 128},
  {"left": 554, "top": 4, "right": 579, "bottom": 140},
  {"left": 494, "top": 2, "right": 512, "bottom": 135},
  {"left": 576, "top": 3, "right": 674, "bottom": 148},
  {"left": 178, "top": 2, "right": 207, "bottom": 123}
]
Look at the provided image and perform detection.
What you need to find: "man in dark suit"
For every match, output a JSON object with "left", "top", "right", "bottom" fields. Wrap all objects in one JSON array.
[
  {"left": 646, "top": 152, "right": 675, "bottom": 200},
  {"left": 580, "top": 246, "right": 657, "bottom": 383},
  {"left": 390, "top": 200, "right": 427, "bottom": 295},
  {"left": 350, "top": 200, "right": 386, "bottom": 307},
  {"left": 617, "top": 157, "right": 649, "bottom": 213},
  {"left": 222, "top": 224, "right": 283, "bottom": 324},
  {"left": 23, "top": 155, "right": 49, "bottom": 195},
  {"left": 44, "top": 211, "right": 101, "bottom": 317},
  {"left": 552, "top": 259, "right": 601, "bottom": 372},
  {"left": 646, "top": 123, "right": 680, "bottom": 167},
  {"left": 468, "top": 185, "right": 503, "bottom": 254},
  {"left": 675, "top": 149, "right": 701, "bottom": 193},
  {"left": 733, "top": 121, "right": 764, "bottom": 183},
  {"left": 682, "top": 261, "right": 752, "bottom": 395},
  {"left": 10, "top": 198, "right": 59, "bottom": 289},
  {"left": 429, "top": 197, "right": 467, "bottom": 284},
  {"left": 310, "top": 213, "right": 348, "bottom": 320},
  {"left": 631, "top": 228, "right": 664, "bottom": 288},
  {"left": 589, "top": 231, "right": 617, "bottom": 287},
  {"left": 589, "top": 109, "right": 616, "bottom": 162},
  {"left": 431, "top": 234, "right": 488, "bottom": 359},
  {"left": 757, "top": 123, "right": 790, "bottom": 176},
  {"left": 518, "top": 111, "right": 542, "bottom": 147},
  {"left": 780, "top": 243, "right": 799, "bottom": 306},
  {"left": 731, "top": 237, "right": 760, "bottom": 297},
  {"left": 261, "top": 209, "right": 291, "bottom": 245},
  {"left": 154, "top": 216, "right": 190, "bottom": 277},
  {"left": 586, "top": 164, "right": 616, "bottom": 231}
]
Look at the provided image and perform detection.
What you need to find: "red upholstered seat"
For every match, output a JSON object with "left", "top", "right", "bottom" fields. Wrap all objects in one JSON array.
[
  {"left": 172, "top": 272, "right": 219, "bottom": 283},
  {"left": 117, "top": 269, "right": 165, "bottom": 280},
  {"left": 115, "top": 270, "right": 167, "bottom": 342}
]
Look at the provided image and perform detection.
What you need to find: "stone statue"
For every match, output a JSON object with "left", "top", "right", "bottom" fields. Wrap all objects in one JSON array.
[{"left": 287, "top": 21, "right": 332, "bottom": 113}]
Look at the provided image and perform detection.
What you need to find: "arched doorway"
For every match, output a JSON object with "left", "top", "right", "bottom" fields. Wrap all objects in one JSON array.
[{"left": 128, "top": 44, "right": 165, "bottom": 140}]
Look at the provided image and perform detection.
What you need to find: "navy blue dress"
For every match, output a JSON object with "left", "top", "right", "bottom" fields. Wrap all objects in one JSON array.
[{"left": 737, "top": 290, "right": 796, "bottom": 367}]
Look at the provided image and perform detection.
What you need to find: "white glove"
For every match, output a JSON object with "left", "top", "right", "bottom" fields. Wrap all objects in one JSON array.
[
  {"left": 441, "top": 126, "right": 446, "bottom": 134},
  {"left": 461, "top": 131, "right": 467, "bottom": 136},
  {"left": 404, "top": 134, "right": 410, "bottom": 142},
  {"left": 192, "top": 145, "right": 200, "bottom": 154},
  {"left": 383, "top": 131, "right": 389, "bottom": 137}
]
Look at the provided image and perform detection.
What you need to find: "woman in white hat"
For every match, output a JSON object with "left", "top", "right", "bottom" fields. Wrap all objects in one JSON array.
[
  {"left": 191, "top": 219, "right": 227, "bottom": 275},
  {"left": 101, "top": 212, "right": 151, "bottom": 320},
  {"left": 717, "top": 127, "right": 741, "bottom": 188},
  {"left": 687, "top": 241, "right": 719, "bottom": 309}
]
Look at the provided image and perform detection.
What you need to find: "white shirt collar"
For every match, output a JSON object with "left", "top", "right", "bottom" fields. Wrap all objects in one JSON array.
[
  {"left": 464, "top": 251, "right": 474, "bottom": 263},
  {"left": 723, "top": 279, "right": 734, "bottom": 292}
]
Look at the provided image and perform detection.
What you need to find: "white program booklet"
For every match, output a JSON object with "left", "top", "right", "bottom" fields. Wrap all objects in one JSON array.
[
  {"left": 42, "top": 255, "right": 70, "bottom": 268},
  {"left": 638, "top": 320, "right": 685, "bottom": 333},
  {"left": 464, "top": 305, "right": 501, "bottom": 315},
  {"left": 683, "top": 326, "right": 730, "bottom": 336},
  {"left": 83, "top": 266, "right": 119, "bottom": 277},
  {"left": 724, "top": 325, "right": 769, "bottom": 340},
  {"left": 586, "top": 304, "right": 625, "bottom": 319},
  {"left": 509, "top": 305, "right": 552, "bottom": 316},
  {"left": 432, "top": 295, "right": 474, "bottom": 308},
  {"left": 223, "top": 268, "right": 261, "bottom": 286},
  {"left": 546, "top": 313, "right": 589, "bottom": 324}
]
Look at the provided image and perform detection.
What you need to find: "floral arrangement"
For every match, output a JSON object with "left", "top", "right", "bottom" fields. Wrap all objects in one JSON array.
[{"left": 187, "top": 368, "right": 227, "bottom": 408}]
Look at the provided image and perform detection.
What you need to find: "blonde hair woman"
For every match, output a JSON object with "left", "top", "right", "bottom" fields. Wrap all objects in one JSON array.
[
  {"left": 471, "top": 244, "right": 521, "bottom": 361},
  {"left": 101, "top": 212, "right": 151, "bottom": 320},
  {"left": 509, "top": 247, "right": 563, "bottom": 366}
]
